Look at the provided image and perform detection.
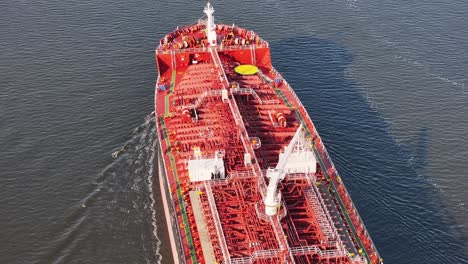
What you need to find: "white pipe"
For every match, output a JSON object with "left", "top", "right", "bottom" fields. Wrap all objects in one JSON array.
[{"left": 265, "top": 169, "right": 281, "bottom": 215}]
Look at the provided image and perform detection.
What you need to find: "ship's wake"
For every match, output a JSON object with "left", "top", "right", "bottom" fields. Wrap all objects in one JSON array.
[
  {"left": 101, "top": 111, "right": 163, "bottom": 264},
  {"left": 144, "top": 112, "right": 164, "bottom": 264},
  {"left": 38, "top": 112, "right": 163, "bottom": 264}
]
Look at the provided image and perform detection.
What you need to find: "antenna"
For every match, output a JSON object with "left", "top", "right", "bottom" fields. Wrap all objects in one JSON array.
[{"left": 203, "top": 2, "right": 217, "bottom": 46}]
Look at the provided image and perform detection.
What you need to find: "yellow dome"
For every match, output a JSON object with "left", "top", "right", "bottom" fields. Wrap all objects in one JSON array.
[{"left": 234, "top": 64, "right": 259, "bottom": 75}]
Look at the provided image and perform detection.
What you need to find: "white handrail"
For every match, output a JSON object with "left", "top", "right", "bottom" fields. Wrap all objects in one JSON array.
[
  {"left": 209, "top": 47, "right": 229, "bottom": 89},
  {"left": 270, "top": 66, "right": 380, "bottom": 261},
  {"left": 204, "top": 182, "right": 231, "bottom": 263},
  {"left": 179, "top": 89, "right": 223, "bottom": 110},
  {"left": 231, "top": 87, "right": 263, "bottom": 104},
  {"left": 156, "top": 43, "right": 270, "bottom": 55}
]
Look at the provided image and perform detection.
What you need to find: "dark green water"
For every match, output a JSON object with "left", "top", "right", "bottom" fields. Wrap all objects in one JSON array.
[{"left": 1, "top": 0, "right": 467, "bottom": 263}]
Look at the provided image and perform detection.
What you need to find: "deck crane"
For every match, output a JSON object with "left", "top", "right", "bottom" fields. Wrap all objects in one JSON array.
[{"left": 264, "top": 124, "right": 317, "bottom": 215}]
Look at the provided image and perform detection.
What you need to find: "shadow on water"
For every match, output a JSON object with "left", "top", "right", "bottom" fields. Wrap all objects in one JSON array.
[{"left": 270, "top": 36, "right": 467, "bottom": 263}]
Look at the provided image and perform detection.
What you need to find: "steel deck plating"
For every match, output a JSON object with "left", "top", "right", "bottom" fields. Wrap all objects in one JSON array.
[{"left": 154, "top": 3, "right": 381, "bottom": 264}]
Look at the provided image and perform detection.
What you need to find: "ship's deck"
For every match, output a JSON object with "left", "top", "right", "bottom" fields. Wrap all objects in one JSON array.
[
  {"left": 155, "top": 21, "right": 380, "bottom": 264},
  {"left": 158, "top": 23, "right": 265, "bottom": 51}
]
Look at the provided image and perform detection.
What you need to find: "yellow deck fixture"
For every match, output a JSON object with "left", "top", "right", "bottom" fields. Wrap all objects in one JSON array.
[{"left": 234, "top": 64, "right": 259, "bottom": 75}]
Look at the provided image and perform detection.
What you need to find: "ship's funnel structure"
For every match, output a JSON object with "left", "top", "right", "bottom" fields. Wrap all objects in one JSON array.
[
  {"left": 264, "top": 124, "right": 317, "bottom": 215},
  {"left": 204, "top": 2, "right": 217, "bottom": 46}
]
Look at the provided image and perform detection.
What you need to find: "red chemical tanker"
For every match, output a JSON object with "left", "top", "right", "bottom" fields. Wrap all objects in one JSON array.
[{"left": 154, "top": 3, "right": 382, "bottom": 263}]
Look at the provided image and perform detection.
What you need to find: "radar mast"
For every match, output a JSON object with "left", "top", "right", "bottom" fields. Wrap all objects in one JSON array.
[{"left": 204, "top": 2, "right": 217, "bottom": 46}]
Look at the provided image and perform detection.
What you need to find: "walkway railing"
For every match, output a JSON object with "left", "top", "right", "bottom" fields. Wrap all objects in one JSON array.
[
  {"left": 207, "top": 170, "right": 257, "bottom": 186},
  {"left": 270, "top": 215, "right": 294, "bottom": 262},
  {"left": 231, "top": 87, "right": 263, "bottom": 104},
  {"left": 179, "top": 89, "right": 223, "bottom": 110},
  {"left": 268, "top": 66, "right": 381, "bottom": 262},
  {"left": 156, "top": 43, "right": 269, "bottom": 55},
  {"left": 204, "top": 182, "right": 231, "bottom": 263},
  {"left": 304, "top": 189, "right": 336, "bottom": 241},
  {"left": 290, "top": 245, "right": 340, "bottom": 258},
  {"left": 209, "top": 47, "right": 230, "bottom": 89},
  {"left": 227, "top": 91, "right": 255, "bottom": 160},
  {"left": 262, "top": 99, "right": 281, "bottom": 105},
  {"left": 226, "top": 249, "right": 281, "bottom": 264}
]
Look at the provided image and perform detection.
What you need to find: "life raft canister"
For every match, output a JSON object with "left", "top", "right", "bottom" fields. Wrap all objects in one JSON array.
[{"left": 276, "top": 112, "right": 287, "bottom": 127}]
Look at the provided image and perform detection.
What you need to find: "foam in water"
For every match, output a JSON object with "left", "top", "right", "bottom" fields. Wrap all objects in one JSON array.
[
  {"left": 43, "top": 112, "right": 163, "bottom": 263},
  {"left": 144, "top": 112, "right": 163, "bottom": 264}
]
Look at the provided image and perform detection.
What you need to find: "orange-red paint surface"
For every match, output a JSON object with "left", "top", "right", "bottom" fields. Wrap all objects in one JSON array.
[{"left": 155, "top": 22, "right": 381, "bottom": 264}]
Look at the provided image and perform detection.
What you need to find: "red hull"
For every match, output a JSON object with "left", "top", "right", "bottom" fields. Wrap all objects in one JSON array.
[{"left": 154, "top": 5, "right": 381, "bottom": 264}]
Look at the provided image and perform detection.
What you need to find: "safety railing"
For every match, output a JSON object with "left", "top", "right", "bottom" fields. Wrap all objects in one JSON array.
[
  {"left": 227, "top": 92, "right": 252, "bottom": 156},
  {"left": 204, "top": 182, "right": 231, "bottom": 263},
  {"left": 290, "top": 245, "right": 348, "bottom": 259},
  {"left": 231, "top": 87, "right": 263, "bottom": 104},
  {"left": 253, "top": 167, "right": 268, "bottom": 197},
  {"left": 266, "top": 67, "right": 303, "bottom": 109},
  {"left": 262, "top": 99, "right": 281, "bottom": 105},
  {"left": 207, "top": 170, "right": 257, "bottom": 186},
  {"left": 254, "top": 201, "right": 269, "bottom": 222},
  {"left": 179, "top": 89, "right": 223, "bottom": 110},
  {"left": 218, "top": 42, "right": 269, "bottom": 51},
  {"left": 229, "top": 170, "right": 256, "bottom": 178},
  {"left": 156, "top": 43, "right": 269, "bottom": 55},
  {"left": 283, "top": 172, "right": 315, "bottom": 186},
  {"left": 269, "top": 216, "right": 294, "bottom": 262},
  {"left": 269, "top": 66, "right": 381, "bottom": 262},
  {"left": 303, "top": 188, "right": 339, "bottom": 243},
  {"left": 210, "top": 47, "right": 230, "bottom": 89},
  {"left": 222, "top": 249, "right": 281, "bottom": 264}
]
